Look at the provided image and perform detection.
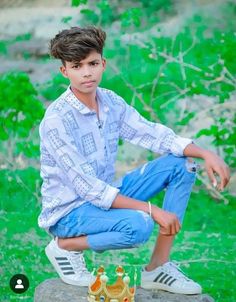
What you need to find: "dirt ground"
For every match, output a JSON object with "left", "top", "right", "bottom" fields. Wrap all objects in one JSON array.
[{"left": 0, "top": 0, "right": 69, "bottom": 8}]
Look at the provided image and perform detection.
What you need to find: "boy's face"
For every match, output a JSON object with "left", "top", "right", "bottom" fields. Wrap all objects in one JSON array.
[{"left": 60, "top": 50, "right": 106, "bottom": 95}]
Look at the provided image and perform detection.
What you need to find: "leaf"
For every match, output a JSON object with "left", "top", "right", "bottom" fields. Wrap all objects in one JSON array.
[
  {"left": 177, "top": 112, "right": 195, "bottom": 126},
  {"left": 71, "top": 0, "right": 87, "bottom": 7},
  {"left": 196, "top": 128, "right": 215, "bottom": 138},
  {"left": 61, "top": 16, "right": 72, "bottom": 24}
]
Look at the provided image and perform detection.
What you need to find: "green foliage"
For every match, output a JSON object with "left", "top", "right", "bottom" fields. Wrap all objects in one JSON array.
[
  {"left": 105, "top": 27, "right": 235, "bottom": 113},
  {"left": 61, "top": 16, "right": 73, "bottom": 24},
  {"left": 196, "top": 113, "right": 236, "bottom": 167},
  {"left": 40, "top": 73, "right": 69, "bottom": 101},
  {"left": 72, "top": 0, "right": 174, "bottom": 29},
  {"left": 79, "top": 0, "right": 114, "bottom": 26},
  {"left": 0, "top": 41, "right": 7, "bottom": 55},
  {"left": 121, "top": 8, "right": 142, "bottom": 28},
  {"left": 102, "top": 9, "right": 236, "bottom": 167},
  {"left": 0, "top": 72, "right": 44, "bottom": 139},
  {"left": 0, "top": 33, "right": 32, "bottom": 57},
  {"left": 71, "top": 0, "right": 87, "bottom": 6},
  {"left": 0, "top": 72, "right": 45, "bottom": 159},
  {"left": 14, "top": 33, "right": 32, "bottom": 42},
  {"left": 0, "top": 168, "right": 41, "bottom": 212}
]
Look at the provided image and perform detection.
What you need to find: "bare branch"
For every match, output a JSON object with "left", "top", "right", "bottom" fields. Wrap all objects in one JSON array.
[
  {"left": 158, "top": 51, "right": 202, "bottom": 72},
  {"left": 108, "top": 61, "right": 159, "bottom": 121},
  {"left": 160, "top": 88, "right": 190, "bottom": 109}
]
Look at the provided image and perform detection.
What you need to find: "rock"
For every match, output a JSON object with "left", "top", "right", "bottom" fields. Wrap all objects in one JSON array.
[
  {"left": 0, "top": 7, "right": 78, "bottom": 40},
  {"left": 0, "top": 59, "right": 60, "bottom": 83},
  {"left": 34, "top": 278, "right": 215, "bottom": 302},
  {"left": 8, "top": 40, "right": 49, "bottom": 58}
]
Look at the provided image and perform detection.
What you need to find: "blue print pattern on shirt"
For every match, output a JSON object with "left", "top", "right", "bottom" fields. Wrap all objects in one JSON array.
[
  {"left": 138, "top": 134, "right": 157, "bottom": 149},
  {"left": 59, "top": 153, "right": 75, "bottom": 172},
  {"left": 120, "top": 122, "right": 137, "bottom": 140},
  {"left": 48, "top": 128, "right": 66, "bottom": 150},
  {"left": 81, "top": 132, "right": 97, "bottom": 156},
  {"left": 65, "top": 111, "right": 79, "bottom": 130},
  {"left": 41, "top": 146, "right": 57, "bottom": 167},
  {"left": 80, "top": 161, "right": 97, "bottom": 177},
  {"left": 73, "top": 175, "right": 93, "bottom": 198}
]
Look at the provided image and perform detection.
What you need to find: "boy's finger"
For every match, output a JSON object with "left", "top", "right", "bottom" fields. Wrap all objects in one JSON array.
[
  {"left": 170, "top": 224, "right": 175, "bottom": 235},
  {"left": 165, "top": 225, "right": 172, "bottom": 236},
  {"left": 176, "top": 221, "right": 180, "bottom": 233},
  {"left": 207, "top": 167, "right": 217, "bottom": 188},
  {"left": 218, "top": 166, "right": 230, "bottom": 190},
  {"left": 222, "top": 166, "right": 230, "bottom": 188},
  {"left": 167, "top": 224, "right": 172, "bottom": 235},
  {"left": 172, "top": 222, "right": 179, "bottom": 235},
  {"left": 217, "top": 168, "right": 225, "bottom": 190}
]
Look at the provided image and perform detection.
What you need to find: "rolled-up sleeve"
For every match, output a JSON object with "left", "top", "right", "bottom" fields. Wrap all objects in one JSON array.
[
  {"left": 118, "top": 98, "right": 192, "bottom": 156},
  {"left": 40, "top": 116, "right": 119, "bottom": 210}
]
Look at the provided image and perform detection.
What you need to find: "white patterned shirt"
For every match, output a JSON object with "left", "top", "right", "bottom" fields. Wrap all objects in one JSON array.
[{"left": 38, "top": 86, "right": 192, "bottom": 229}]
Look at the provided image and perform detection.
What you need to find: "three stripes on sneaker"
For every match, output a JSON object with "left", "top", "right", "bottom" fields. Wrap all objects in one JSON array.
[
  {"left": 153, "top": 271, "right": 177, "bottom": 286},
  {"left": 55, "top": 256, "right": 77, "bottom": 275}
]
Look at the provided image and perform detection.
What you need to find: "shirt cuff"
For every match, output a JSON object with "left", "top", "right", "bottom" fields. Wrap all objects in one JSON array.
[
  {"left": 171, "top": 136, "right": 193, "bottom": 156},
  {"left": 100, "top": 185, "right": 120, "bottom": 210}
]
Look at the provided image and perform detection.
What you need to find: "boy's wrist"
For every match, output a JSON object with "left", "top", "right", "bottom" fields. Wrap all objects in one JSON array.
[
  {"left": 183, "top": 143, "right": 213, "bottom": 160},
  {"left": 200, "top": 149, "right": 215, "bottom": 160}
]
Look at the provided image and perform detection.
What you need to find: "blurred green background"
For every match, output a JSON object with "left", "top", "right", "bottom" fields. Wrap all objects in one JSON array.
[{"left": 0, "top": 0, "right": 235, "bottom": 301}]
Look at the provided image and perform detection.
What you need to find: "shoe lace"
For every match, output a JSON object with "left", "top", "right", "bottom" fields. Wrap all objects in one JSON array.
[
  {"left": 69, "top": 252, "right": 90, "bottom": 274},
  {"left": 164, "top": 261, "right": 190, "bottom": 281}
]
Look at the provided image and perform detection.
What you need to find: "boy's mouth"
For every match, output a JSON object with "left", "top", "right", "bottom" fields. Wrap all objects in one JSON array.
[{"left": 82, "top": 80, "right": 96, "bottom": 85}]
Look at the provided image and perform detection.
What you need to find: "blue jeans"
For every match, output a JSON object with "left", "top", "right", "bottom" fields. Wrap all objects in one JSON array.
[{"left": 49, "top": 154, "right": 197, "bottom": 252}]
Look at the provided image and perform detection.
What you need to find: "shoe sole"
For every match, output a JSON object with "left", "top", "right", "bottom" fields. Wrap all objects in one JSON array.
[
  {"left": 45, "top": 245, "right": 92, "bottom": 287},
  {"left": 141, "top": 281, "right": 202, "bottom": 295}
]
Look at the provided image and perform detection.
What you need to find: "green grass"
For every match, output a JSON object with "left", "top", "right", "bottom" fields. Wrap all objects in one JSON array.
[{"left": 0, "top": 188, "right": 235, "bottom": 302}]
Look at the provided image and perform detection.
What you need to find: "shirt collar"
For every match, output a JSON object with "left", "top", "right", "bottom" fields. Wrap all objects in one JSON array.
[{"left": 64, "top": 86, "right": 109, "bottom": 115}]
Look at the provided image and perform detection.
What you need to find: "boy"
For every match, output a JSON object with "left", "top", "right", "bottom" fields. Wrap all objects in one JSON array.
[{"left": 38, "top": 26, "right": 230, "bottom": 294}]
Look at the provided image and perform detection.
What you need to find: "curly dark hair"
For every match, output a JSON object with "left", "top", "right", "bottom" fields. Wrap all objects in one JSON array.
[{"left": 49, "top": 26, "right": 106, "bottom": 65}]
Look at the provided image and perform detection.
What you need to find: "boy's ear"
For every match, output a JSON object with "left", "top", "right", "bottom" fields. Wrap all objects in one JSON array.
[
  {"left": 60, "top": 65, "right": 68, "bottom": 78},
  {"left": 102, "top": 58, "right": 106, "bottom": 71}
]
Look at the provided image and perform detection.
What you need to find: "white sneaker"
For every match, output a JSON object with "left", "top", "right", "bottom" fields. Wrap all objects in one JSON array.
[
  {"left": 141, "top": 261, "right": 202, "bottom": 295},
  {"left": 45, "top": 238, "right": 95, "bottom": 286}
]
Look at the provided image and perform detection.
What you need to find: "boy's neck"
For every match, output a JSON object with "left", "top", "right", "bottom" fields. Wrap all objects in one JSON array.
[{"left": 71, "top": 86, "right": 97, "bottom": 112}]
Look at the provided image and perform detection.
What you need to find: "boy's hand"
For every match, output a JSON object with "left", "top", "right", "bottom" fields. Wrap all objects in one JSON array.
[
  {"left": 184, "top": 144, "right": 231, "bottom": 191},
  {"left": 203, "top": 150, "right": 230, "bottom": 191},
  {"left": 152, "top": 206, "right": 181, "bottom": 236}
]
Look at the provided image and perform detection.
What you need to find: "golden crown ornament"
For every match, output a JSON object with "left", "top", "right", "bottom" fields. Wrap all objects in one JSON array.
[{"left": 87, "top": 266, "right": 137, "bottom": 302}]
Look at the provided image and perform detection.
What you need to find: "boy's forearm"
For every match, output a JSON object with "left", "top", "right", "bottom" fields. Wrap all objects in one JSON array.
[
  {"left": 183, "top": 143, "right": 212, "bottom": 159},
  {"left": 111, "top": 194, "right": 181, "bottom": 235},
  {"left": 111, "top": 194, "right": 150, "bottom": 213}
]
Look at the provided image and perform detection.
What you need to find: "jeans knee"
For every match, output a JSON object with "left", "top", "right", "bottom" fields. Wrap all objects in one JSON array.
[
  {"left": 129, "top": 211, "right": 154, "bottom": 246},
  {"left": 170, "top": 155, "right": 198, "bottom": 184}
]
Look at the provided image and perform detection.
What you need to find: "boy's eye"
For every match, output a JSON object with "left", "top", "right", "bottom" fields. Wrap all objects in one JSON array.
[
  {"left": 72, "top": 65, "right": 80, "bottom": 69},
  {"left": 90, "top": 62, "right": 99, "bottom": 66}
]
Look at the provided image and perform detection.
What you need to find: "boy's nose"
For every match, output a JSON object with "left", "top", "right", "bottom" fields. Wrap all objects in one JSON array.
[{"left": 82, "top": 66, "right": 92, "bottom": 77}]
